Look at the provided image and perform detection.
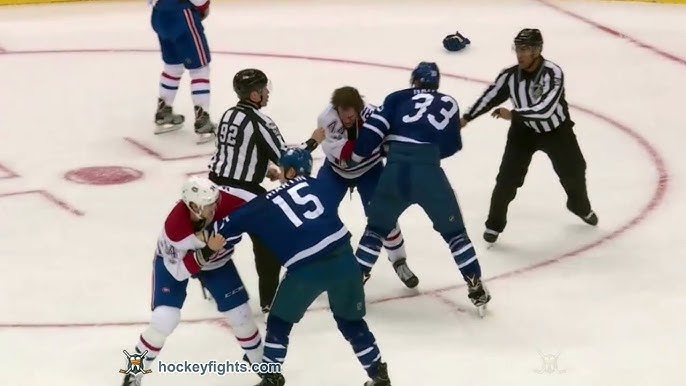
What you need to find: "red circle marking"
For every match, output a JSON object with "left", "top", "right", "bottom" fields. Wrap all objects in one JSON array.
[
  {"left": 0, "top": 48, "right": 670, "bottom": 328},
  {"left": 64, "top": 166, "right": 143, "bottom": 185}
]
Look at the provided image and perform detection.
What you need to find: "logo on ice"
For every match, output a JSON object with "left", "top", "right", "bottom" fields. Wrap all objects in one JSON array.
[
  {"left": 119, "top": 350, "right": 153, "bottom": 376},
  {"left": 534, "top": 350, "right": 566, "bottom": 374}
]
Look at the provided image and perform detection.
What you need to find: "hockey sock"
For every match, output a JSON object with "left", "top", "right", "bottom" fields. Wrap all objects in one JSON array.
[
  {"left": 355, "top": 227, "right": 386, "bottom": 273},
  {"left": 159, "top": 64, "right": 184, "bottom": 105},
  {"left": 221, "top": 303, "right": 263, "bottom": 364},
  {"left": 135, "top": 306, "right": 180, "bottom": 368},
  {"left": 189, "top": 66, "right": 210, "bottom": 110},
  {"left": 262, "top": 315, "right": 294, "bottom": 367},
  {"left": 383, "top": 225, "right": 406, "bottom": 263},
  {"left": 334, "top": 316, "right": 382, "bottom": 378},
  {"left": 443, "top": 231, "right": 482, "bottom": 280}
]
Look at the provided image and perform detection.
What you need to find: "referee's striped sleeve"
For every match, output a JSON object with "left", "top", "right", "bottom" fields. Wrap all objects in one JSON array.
[
  {"left": 464, "top": 68, "right": 512, "bottom": 120},
  {"left": 256, "top": 122, "right": 286, "bottom": 163}
]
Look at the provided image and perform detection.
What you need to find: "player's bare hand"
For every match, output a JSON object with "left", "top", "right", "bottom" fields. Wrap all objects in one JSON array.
[
  {"left": 311, "top": 127, "right": 326, "bottom": 144},
  {"left": 267, "top": 165, "right": 282, "bottom": 181},
  {"left": 460, "top": 117, "right": 469, "bottom": 128},
  {"left": 491, "top": 107, "right": 512, "bottom": 120},
  {"left": 207, "top": 234, "right": 226, "bottom": 251}
]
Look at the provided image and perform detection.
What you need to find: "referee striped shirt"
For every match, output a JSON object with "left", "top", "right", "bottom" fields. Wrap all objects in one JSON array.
[
  {"left": 463, "top": 59, "right": 570, "bottom": 133},
  {"left": 208, "top": 101, "right": 287, "bottom": 184}
]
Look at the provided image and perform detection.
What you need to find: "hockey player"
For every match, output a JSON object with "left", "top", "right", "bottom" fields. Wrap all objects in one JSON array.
[
  {"left": 150, "top": 0, "right": 216, "bottom": 144},
  {"left": 121, "top": 177, "right": 262, "bottom": 386},
  {"left": 214, "top": 148, "right": 392, "bottom": 386},
  {"left": 317, "top": 86, "right": 418, "bottom": 288},
  {"left": 350, "top": 62, "right": 491, "bottom": 315}
]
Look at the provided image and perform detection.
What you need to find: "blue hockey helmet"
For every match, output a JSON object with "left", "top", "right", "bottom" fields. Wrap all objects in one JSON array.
[
  {"left": 411, "top": 62, "right": 440, "bottom": 89},
  {"left": 279, "top": 148, "right": 313, "bottom": 177}
]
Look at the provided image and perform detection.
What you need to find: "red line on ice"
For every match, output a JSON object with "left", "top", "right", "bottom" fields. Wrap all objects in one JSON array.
[
  {"left": 534, "top": 0, "right": 686, "bottom": 69},
  {"left": 0, "top": 190, "right": 84, "bottom": 216},
  {"left": 123, "top": 137, "right": 212, "bottom": 161},
  {"left": 0, "top": 162, "right": 19, "bottom": 179}
]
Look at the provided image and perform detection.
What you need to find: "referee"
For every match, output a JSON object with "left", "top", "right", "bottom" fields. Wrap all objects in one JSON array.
[
  {"left": 460, "top": 28, "right": 598, "bottom": 244},
  {"left": 208, "top": 68, "right": 324, "bottom": 314}
]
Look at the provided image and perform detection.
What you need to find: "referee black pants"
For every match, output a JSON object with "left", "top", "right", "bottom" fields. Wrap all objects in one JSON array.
[
  {"left": 485, "top": 121, "right": 593, "bottom": 233},
  {"left": 208, "top": 173, "right": 281, "bottom": 311}
]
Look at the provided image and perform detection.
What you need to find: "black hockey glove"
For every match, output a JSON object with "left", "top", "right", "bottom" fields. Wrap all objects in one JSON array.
[{"left": 443, "top": 31, "right": 471, "bottom": 52}]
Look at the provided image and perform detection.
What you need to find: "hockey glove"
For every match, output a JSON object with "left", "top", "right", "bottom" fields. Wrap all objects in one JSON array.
[{"left": 443, "top": 31, "right": 471, "bottom": 52}]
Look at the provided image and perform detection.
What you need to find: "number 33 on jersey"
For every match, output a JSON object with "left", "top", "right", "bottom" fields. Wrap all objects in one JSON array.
[
  {"left": 352, "top": 88, "right": 463, "bottom": 161},
  {"left": 401, "top": 93, "right": 459, "bottom": 131},
  {"left": 215, "top": 176, "right": 352, "bottom": 269}
]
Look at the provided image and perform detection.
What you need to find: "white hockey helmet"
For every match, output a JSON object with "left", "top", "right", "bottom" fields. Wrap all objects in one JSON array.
[{"left": 181, "top": 176, "right": 220, "bottom": 211}]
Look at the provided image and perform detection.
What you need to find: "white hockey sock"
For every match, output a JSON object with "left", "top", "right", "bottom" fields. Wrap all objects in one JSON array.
[
  {"left": 189, "top": 66, "right": 210, "bottom": 110},
  {"left": 222, "top": 303, "right": 263, "bottom": 364},
  {"left": 134, "top": 306, "right": 180, "bottom": 368},
  {"left": 383, "top": 225, "right": 407, "bottom": 263},
  {"left": 159, "top": 64, "right": 184, "bottom": 105}
]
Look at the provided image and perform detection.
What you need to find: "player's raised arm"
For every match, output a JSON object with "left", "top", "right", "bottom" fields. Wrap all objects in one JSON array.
[
  {"left": 318, "top": 106, "right": 351, "bottom": 163},
  {"left": 214, "top": 209, "right": 248, "bottom": 244},
  {"left": 351, "top": 102, "right": 392, "bottom": 163}
]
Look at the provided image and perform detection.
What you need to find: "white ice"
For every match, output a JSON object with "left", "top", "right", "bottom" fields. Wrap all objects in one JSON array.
[{"left": 0, "top": 0, "right": 685, "bottom": 385}]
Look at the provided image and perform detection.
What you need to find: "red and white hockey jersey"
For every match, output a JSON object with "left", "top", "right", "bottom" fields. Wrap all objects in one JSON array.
[
  {"left": 154, "top": 187, "right": 256, "bottom": 281},
  {"left": 318, "top": 103, "right": 384, "bottom": 179}
]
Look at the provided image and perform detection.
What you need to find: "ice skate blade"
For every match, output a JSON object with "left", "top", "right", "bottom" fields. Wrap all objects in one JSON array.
[
  {"left": 196, "top": 133, "right": 215, "bottom": 145},
  {"left": 155, "top": 124, "right": 184, "bottom": 135},
  {"left": 477, "top": 304, "right": 488, "bottom": 318},
  {"left": 403, "top": 276, "right": 419, "bottom": 289}
]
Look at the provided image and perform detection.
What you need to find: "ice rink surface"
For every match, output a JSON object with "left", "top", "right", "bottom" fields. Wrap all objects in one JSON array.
[{"left": 0, "top": 0, "right": 684, "bottom": 384}]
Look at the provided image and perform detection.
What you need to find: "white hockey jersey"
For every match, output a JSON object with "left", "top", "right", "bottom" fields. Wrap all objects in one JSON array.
[
  {"left": 154, "top": 188, "right": 255, "bottom": 282},
  {"left": 318, "top": 103, "right": 383, "bottom": 179}
]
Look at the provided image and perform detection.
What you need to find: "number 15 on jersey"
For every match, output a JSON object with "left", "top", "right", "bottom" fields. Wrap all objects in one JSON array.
[{"left": 271, "top": 182, "right": 324, "bottom": 227}]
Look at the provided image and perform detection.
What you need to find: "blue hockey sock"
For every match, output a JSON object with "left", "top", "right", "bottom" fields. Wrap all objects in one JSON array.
[
  {"left": 334, "top": 316, "right": 382, "bottom": 378},
  {"left": 355, "top": 227, "right": 385, "bottom": 273},
  {"left": 443, "top": 231, "right": 482, "bottom": 280},
  {"left": 262, "top": 315, "right": 294, "bottom": 368}
]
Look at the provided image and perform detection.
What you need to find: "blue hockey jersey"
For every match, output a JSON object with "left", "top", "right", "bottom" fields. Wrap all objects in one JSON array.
[
  {"left": 214, "top": 176, "right": 351, "bottom": 270},
  {"left": 352, "top": 88, "right": 462, "bottom": 161}
]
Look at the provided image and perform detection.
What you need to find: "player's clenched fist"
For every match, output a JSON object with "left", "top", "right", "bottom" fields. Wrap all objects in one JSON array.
[{"left": 206, "top": 233, "right": 226, "bottom": 251}]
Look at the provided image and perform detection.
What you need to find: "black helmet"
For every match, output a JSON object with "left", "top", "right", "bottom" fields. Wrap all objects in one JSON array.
[
  {"left": 233, "top": 69, "right": 268, "bottom": 99},
  {"left": 514, "top": 28, "right": 543, "bottom": 48}
]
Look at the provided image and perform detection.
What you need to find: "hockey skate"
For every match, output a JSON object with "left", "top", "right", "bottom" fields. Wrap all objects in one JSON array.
[
  {"left": 194, "top": 106, "right": 216, "bottom": 144},
  {"left": 254, "top": 372, "right": 285, "bottom": 386},
  {"left": 121, "top": 373, "right": 142, "bottom": 386},
  {"left": 364, "top": 362, "right": 391, "bottom": 386},
  {"left": 483, "top": 228, "right": 499, "bottom": 246},
  {"left": 580, "top": 210, "right": 599, "bottom": 226},
  {"left": 466, "top": 276, "right": 491, "bottom": 318},
  {"left": 154, "top": 98, "right": 184, "bottom": 134},
  {"left": 242, "top": 354, "right": 265, "bottom": 380},
  {"left": 392, "top": 258, "right": 419, "bottom": 288}
]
